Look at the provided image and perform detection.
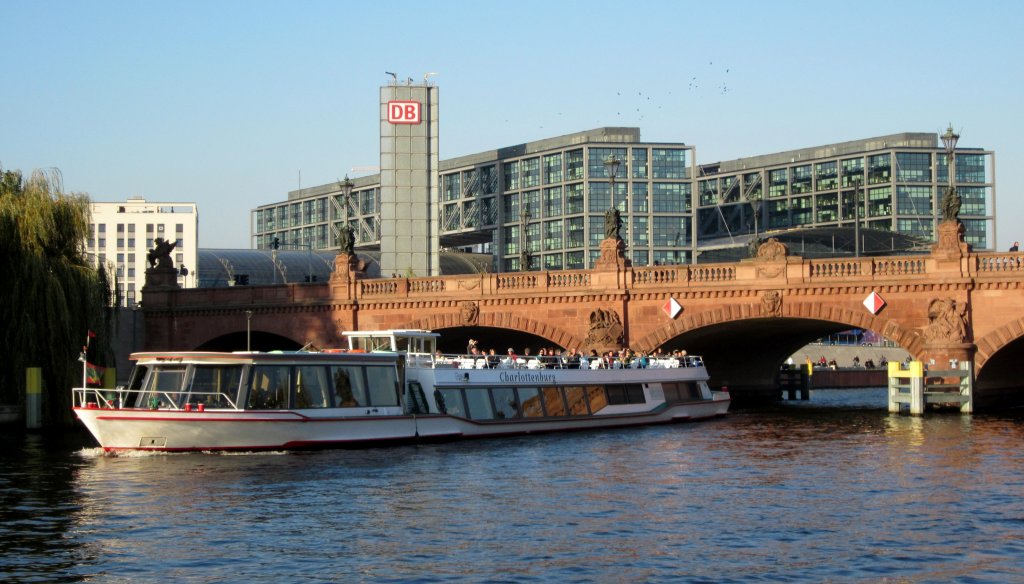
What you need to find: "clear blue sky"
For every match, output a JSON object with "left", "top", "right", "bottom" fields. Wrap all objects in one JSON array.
[{"left": 3, "top": 0, "right": 1023, "bottom": 250}]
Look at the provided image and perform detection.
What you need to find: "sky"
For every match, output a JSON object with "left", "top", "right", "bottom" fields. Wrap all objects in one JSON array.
[{"left": 3, "top": 0, "right": 1023, "bottom": 250}]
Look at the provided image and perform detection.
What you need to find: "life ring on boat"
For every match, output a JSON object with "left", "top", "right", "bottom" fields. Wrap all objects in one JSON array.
[
  {"left": 322, "top": 349, "right": 346, "bottom": 353},
  {"left": 348, "top": 349, "right": 365, "bottom": 353}
]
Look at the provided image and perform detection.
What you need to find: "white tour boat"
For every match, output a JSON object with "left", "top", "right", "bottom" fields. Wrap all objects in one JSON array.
[{"left": 72, "top": 330, "right": 730, "bottom": 452}]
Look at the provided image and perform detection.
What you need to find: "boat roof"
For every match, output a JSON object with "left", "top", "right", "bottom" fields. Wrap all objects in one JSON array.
[
  {"left": 128, "top": 351, "right": 399, "bottom": 364},
  {"left": 342, "top": 329, "right": 440, "bottom": 339}
]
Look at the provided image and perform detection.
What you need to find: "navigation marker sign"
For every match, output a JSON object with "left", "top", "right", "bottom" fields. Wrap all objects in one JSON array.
[
  {"left": 863, "top": 291, "right": 886, "bottom": 314},
  {"left": 664, "top": 297, "right": 682, "bottom": 319}
]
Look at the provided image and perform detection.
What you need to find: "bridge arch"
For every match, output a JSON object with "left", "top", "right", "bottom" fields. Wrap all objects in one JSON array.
[
  {"left": 634, "top": 301, "right": 924, "bottom": 357},
  {"left": 973, "top": 317, "right": 1024, "bottom": 392},
  {"left": 193, "top": 330, "right": 301, "bottom": 352}
]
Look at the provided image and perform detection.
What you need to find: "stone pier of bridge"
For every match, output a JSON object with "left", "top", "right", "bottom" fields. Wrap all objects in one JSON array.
[{"left": 140, "top": 225, "right": 1024, "bottom": 407}]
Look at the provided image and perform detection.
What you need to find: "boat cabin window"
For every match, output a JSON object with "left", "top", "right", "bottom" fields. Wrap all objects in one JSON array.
[
  {"left": 294, "top": 366, "right": 330, "bottom": 408},
  {"left": 586, "top": 385, "right": 608, "bottom": 412},
  {"left": 437, "top": 388, "right": 466, "bottom": 417},
  {"left": 134, "top": 365, "right": 186, "bottom": 408},
  {"left": 248, "top": 365, "right": 291, "bottom": 409},
  {"left": 518, "top": 388, "right": 543, "bottom": 417},
  {"left": 491, "top": 387, "right": 520, "bottom": 419},
  {"left": 541, "top": 387, "right": 567, "bottom": 417},
  {"left": 605, "top": 384, "right": 646, "bottom": 405},
  {"left": 127, "top": 365, "right": 149, "bottom": 391},
  {"left": 365, "top": 366, "right": 400, "bottom": 407},
  {"left": 189, "top": 365, "right": 243, "bottom": 408},
  {"left": 662, "top": 381, "right": 701, "bottom": 402},
  {"left": 564, "top": 386, "right": 590, "bottom": 416},
  {"left": 330, "top": 365, "right": 367, "bottom": 407},
  {"left": 463, "top": 388, "right": 492, "bottom": 419}
]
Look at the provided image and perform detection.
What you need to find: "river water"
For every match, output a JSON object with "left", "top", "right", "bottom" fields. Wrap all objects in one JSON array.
[{"left": 2, "top": 389, "right": 1023, "bottom": 583}]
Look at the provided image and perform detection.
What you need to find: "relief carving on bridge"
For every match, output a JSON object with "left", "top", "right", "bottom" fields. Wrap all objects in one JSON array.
[
  {"left": 461, "top": 301, "right": 480, "bottom": 326},
  {"left": 755, "top": 238, "right": 788, "bottom": 262},
  {"left": 583, "top": 308, "right": 624, "bottom": 349},
  {"left": 761, "top": 290, "right": 783, "bottom": 317},
  {"left": 923, "top": 297, "right": 968, "bottom": 344}
]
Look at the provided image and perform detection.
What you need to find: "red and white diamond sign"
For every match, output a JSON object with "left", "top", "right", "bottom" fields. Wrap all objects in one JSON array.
[
  {"left": 863, "top": 291, "right": 886, "bottom": 314},
  {"left": 663, "top": 297, "right": 682, "bottom": 319}
]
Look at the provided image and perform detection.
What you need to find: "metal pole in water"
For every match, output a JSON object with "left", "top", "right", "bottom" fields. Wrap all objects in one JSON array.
[{"left": 26, "top": 367, "right": 41, "bottom": 429}]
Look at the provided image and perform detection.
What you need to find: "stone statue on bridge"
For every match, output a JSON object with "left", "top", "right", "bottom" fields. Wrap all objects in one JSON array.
[
  {"left": 604, "top": 208, "right": 622, "bottom": 240},
  {"left": 941, "top": 186, "right": 962, "bottom": 223},
  {"left": 923, "top": 297, "right": 968, "bottom": 344},
  {"left": 337, "top": 225, "right": 355, "bottom": 256},
  {"left": 147, "top": 237, "right": 177, "bottom": 269}
]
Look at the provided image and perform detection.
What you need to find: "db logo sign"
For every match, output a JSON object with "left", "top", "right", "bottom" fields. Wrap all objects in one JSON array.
[{"left": 387, "top": 101, "right": 421, "bottom": 124}]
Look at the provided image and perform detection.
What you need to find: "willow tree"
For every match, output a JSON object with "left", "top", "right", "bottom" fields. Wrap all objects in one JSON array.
[{"left": 0, "top": 167, "right": 115, "bottom": 426}]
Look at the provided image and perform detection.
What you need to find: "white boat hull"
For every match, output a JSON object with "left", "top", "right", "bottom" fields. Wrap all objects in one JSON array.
[{"left": 74, "top": 395, "right": 729, "bottom": 452}]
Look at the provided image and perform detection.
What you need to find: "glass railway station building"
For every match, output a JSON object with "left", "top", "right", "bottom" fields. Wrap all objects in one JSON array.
[{"left": 251, "top": 84, "right": 995, "bottom": 276}]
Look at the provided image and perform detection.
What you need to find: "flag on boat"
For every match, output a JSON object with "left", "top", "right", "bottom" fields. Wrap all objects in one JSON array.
[
  {"left": 86, "top": 363, "right": 105, "bottom": 386},
  {"left": 87, "top": 330, "right": 97, "bottom": 339}
]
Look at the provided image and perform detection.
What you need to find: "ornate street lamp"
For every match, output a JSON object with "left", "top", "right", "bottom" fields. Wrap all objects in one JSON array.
[
  {"left": 603, "top": 154, "right": 622, "bottom": 241},
  {"left": 940, "top": 125, "right": 961, "bottom": 222}
]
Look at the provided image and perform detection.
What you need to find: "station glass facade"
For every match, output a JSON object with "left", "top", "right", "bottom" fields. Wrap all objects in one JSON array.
[{"left": 252, "top": 128, "right": 995, "bottom": 271}]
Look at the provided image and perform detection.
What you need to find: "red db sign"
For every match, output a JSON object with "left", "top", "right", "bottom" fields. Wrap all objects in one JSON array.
[{"left": 387, "top": 101, "right": 421, "bottom": 124}]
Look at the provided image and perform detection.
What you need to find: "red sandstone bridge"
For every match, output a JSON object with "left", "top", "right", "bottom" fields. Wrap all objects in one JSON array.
[{"left": 141, "top": 231, "right": 1024, "bottom": 406}]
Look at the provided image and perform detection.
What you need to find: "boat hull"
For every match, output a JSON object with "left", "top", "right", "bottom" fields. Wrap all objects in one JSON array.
[{"left": 74, "top": 396, "right": 729, "bottom": 452}]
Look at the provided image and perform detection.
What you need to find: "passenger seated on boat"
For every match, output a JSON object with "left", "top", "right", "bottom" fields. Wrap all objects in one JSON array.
[
  {"left": 590, "top": 359, "right": 602, "bottom": 370},
  {"left": 527, "top": 359, "right": 541, "bottom": 370},
  {"left": 475, "top": 358, "right": 487, "bottom": 369},
  {"left": 486, "top": 350, "right": 500, "bottom": 368}
]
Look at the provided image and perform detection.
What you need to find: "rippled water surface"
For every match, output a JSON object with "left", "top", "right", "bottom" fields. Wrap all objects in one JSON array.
[{"left": 3, "top": 389, "right": 1023, "bottom": 583}]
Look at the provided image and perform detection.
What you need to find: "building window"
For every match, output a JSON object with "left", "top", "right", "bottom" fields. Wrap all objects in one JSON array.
[
  {"left": 566, "top": 217, "right": 585, "bottom": 248},
  {"left": 590, "top": 147, "right": 628, "bottom": 179},
  {"left": 542, "top": 153, "right": 562, "bottom": 184},
  {"left": 896, "top": 218, "right": 934, "bottom": 241},
  {"left": 589, "top": 182, "right": 611, "bottom": 213},
  {"left": 769, "top": 169, "right": 788, "bottom": 198},
  {"left": 632, "top": 183, "right": 648, "bottom": 213},
  {"left": 896, "top": 186, "right": 933, "bottom": 215},
  {"left": 699, "top": 179, "right": 717, "bottom": 206},
  {"left": 651, "top": 216, "right": 688, "bottom": 247},
  {"left": 632, "top": 216, "right": 649, "bottom": 246},
  {"left": 523, "top": 190, "right": 540, "bottom": 220},
  {"left": 868, "top": 154, "right": 891, "bottom": 185},
  {"left": 867, "top": 186, "right": 893, "bottom": 217},
  {"left": 544, "top": 187, "right": 562, "bottom": 217},
  {"left": 654, "top": 183, "right": 690, "bottom": 213},
  {"left": 632, "top": 148, "right": 648, "bottom": 179},
  {"left": 815, "top": 162, "right": 838, "bottom": 191},
  {"left": 443, "top": 173, "right": 460, "bottom": 201},
  {"left": 652, "top": 149, "right": 688, "bottom": 179},
  {"left": 521, "top": 157, "right": 540, "bottom": 189},
  {"left": 959, "top": 186, "right": 987, "bottom": 216},
  {"left": 503, "top": 161, "right": 519, "bottom": 191},
  {"left": 565, "top": 183, "right": 584, "bottom": 215},
  {"left": 566, "top": 251, "right": 585, "bottom": 270},
  {"left": 896, "top": 152, "right": 931, "bottom": 182},
  {"left": 543, "top": 220, "right": 563, "bottom": 251},
  {"left": 566, "top": 150, "right": 584, "bottom": 181},
  {"left": 792, "top": 165, "right": 812, "bottom": 195}
]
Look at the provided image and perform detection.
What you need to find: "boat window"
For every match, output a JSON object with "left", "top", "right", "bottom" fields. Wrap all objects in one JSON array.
[
  {"left": 541, "top": 387, "right": 567, "bottom": 417},
  {"left": 127, "top": 365, "right": 148, "bottom": 391},
  {"left": 491, "top": 387, "right": 520, "bottom": 419},
  {"left": 564, "top": 386, "right": 590, "bottom": 416},
  {"left": 625, "top": 384, "right": 646, "bottom": 403},
  {"left": 518, "top": 388, "right": 543, "bottom": 417},
  {"left": 662, "top": 381, "right": 700, "bottom": 402},
  {"left": 135, "top": 365, "right": 186, "bottom": 408},
  {"left": 294, "top": 366, "right": 330, "bottom": 408},
  {"left": 189, "top": 365, "right": 242, "bottom": 408},
  {"left": 438, "top": 388, "right": 466, "bottom": 417},
  {"left": 330, "top": 365, "right": 367, "bottom": 407},
  {"left": 605, "top": 384, "right": 646, "bottom": 405},
  {"left": 586, "top": 385, "right": 607, "bottom": 412},
  {"left": 464, "top": 388, "right": 494, "bottom": 419},
  {"left": 248, "top": 365, "right": 290, "bottom": 409},
  {"left": 366, "top": 365, "right": 399, "bottom": 407}
]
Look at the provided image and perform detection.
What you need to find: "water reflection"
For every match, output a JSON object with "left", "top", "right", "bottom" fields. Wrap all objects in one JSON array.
[{"left": 2, "top": 391, "right": 1023, "bottom": 582}]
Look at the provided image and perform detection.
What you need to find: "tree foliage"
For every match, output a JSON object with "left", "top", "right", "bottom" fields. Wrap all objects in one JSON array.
[{"left": 0, "top": 167, "right": 115, "bottom": 426}]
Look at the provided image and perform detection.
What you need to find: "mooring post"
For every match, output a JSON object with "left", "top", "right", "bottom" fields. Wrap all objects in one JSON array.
[{"left": 26, "top": 367, "right": 41, "bottom": 429}]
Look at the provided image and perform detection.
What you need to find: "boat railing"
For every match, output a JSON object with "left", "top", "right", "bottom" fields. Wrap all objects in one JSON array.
[
  {"left": 73, "top": 387, "right": 240, "bottom": 410},
  {"left": 424, "top": 353, "right": 704, "bottom": 370}
]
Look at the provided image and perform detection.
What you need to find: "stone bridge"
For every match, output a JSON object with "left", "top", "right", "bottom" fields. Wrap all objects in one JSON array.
[{"left": 141, "top": 229, "right": 1024, "bottom": 406}]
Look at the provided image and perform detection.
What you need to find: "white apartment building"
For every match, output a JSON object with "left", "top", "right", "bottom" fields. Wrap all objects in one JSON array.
[{"left": 88, "top": 197, "right": 198, "bottom": 306}]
